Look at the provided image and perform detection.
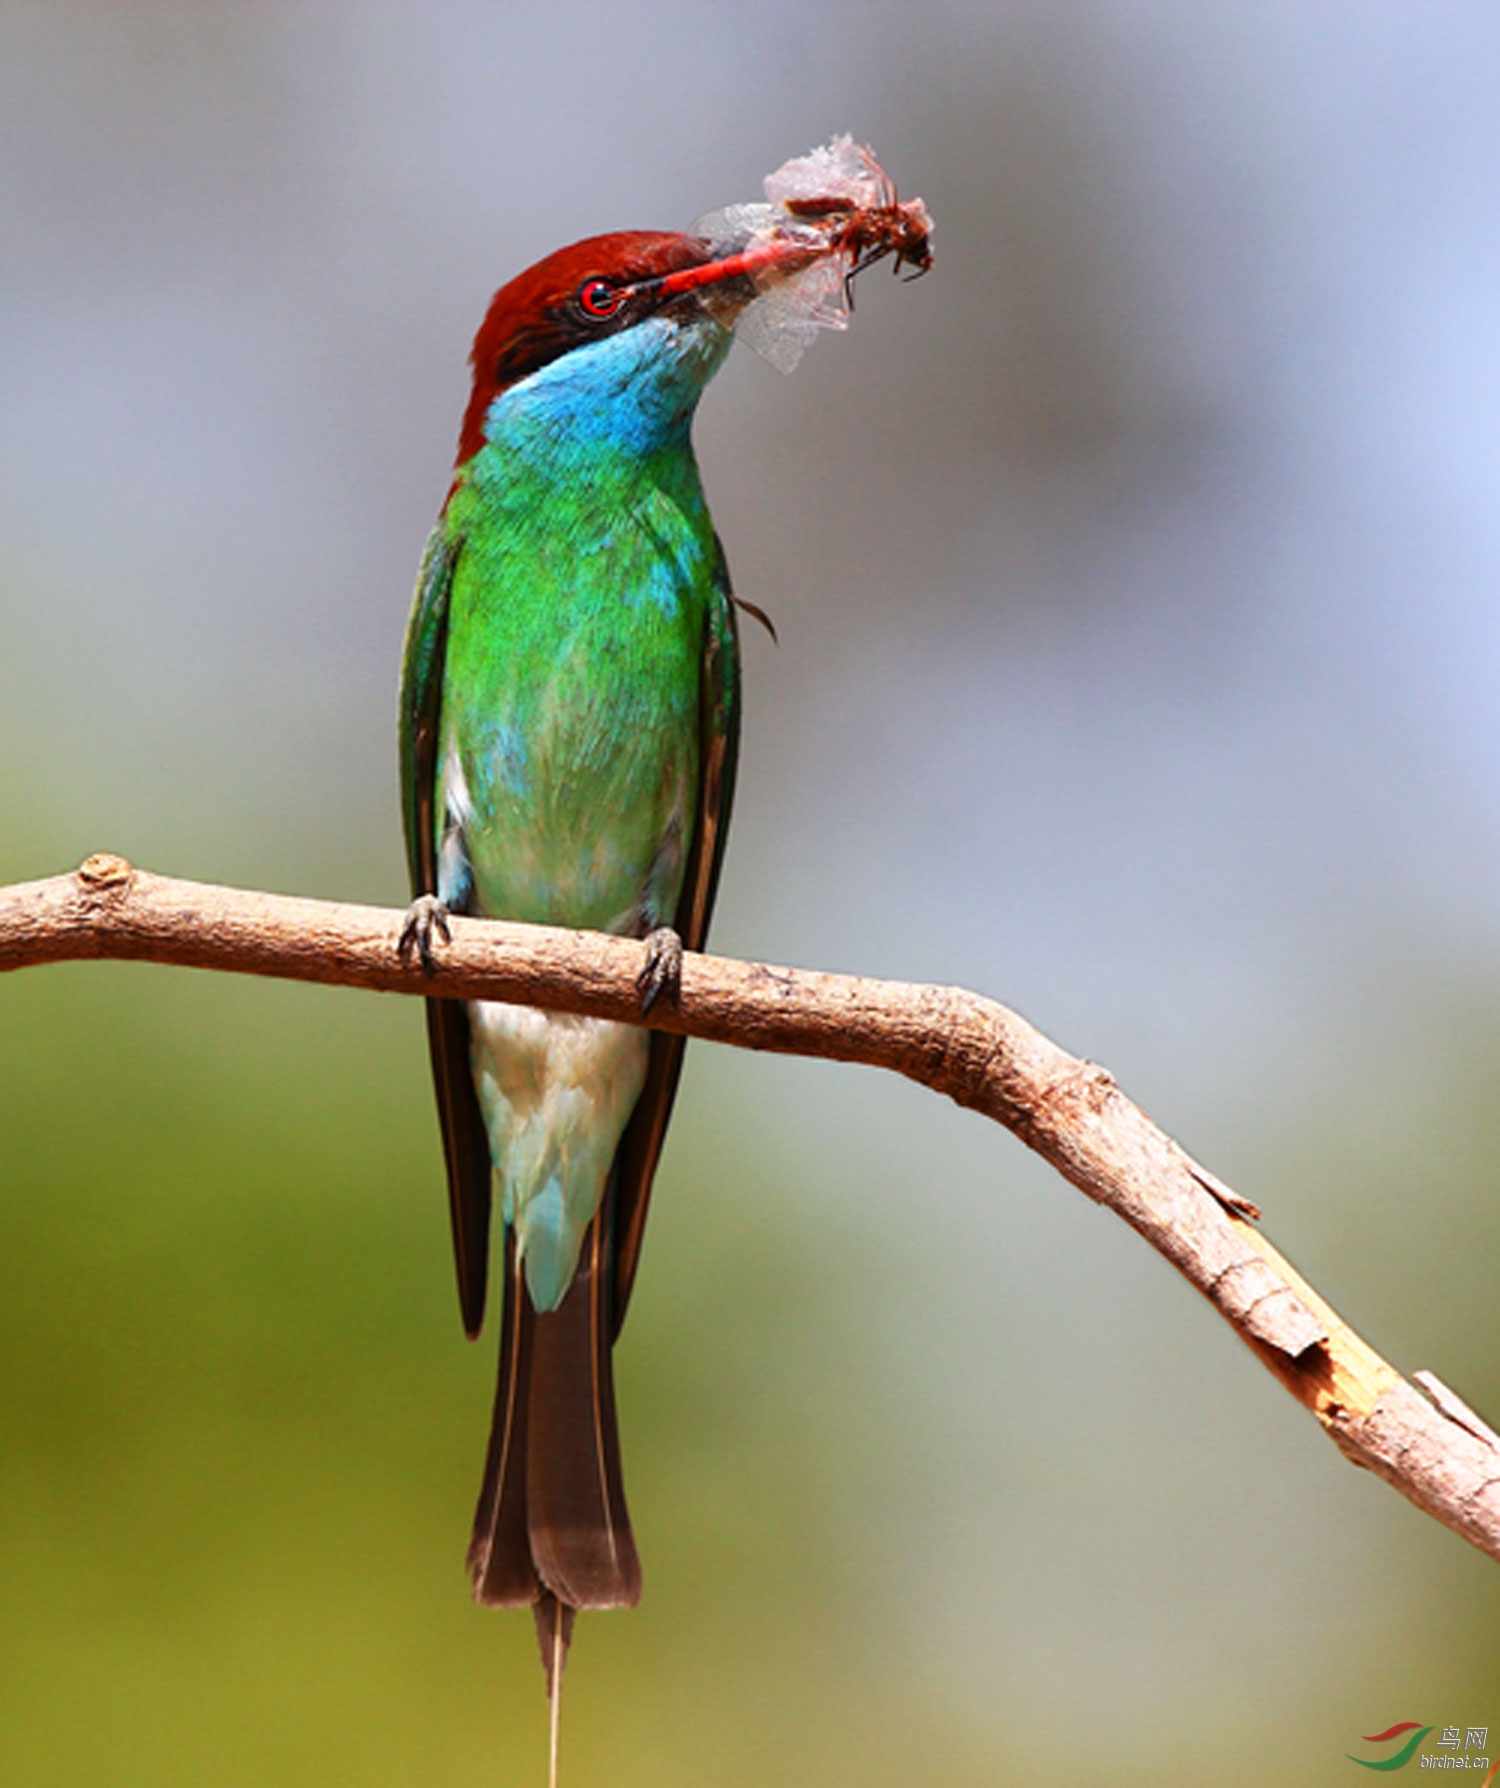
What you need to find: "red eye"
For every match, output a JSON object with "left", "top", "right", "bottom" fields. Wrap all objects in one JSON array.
[{"left": 578, "top": 278, "right": 624, "bottom": 319}]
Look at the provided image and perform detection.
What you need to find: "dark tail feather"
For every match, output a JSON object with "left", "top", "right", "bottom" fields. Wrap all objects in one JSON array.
[
  {"left": 532, "top": 1591, "right": 577, "bottom": 1698},
  {"left": 468, "top": 1231, "right": 540, "bottom": 1606},
  {"left": 526, "top": 1208, "right": 641, "bottom": 1610},
  {"left": 468, "top": 1205, "right": 640, "bottom": 1657}
]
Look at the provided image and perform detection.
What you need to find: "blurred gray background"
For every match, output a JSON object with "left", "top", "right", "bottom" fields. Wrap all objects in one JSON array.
[{"left": 2, "top": 4, "right": 1498, "bottom": 1783}]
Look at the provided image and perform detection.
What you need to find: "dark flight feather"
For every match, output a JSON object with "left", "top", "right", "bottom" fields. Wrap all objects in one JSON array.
[{"left": 400, "top": 528, "right": 492, "bottom": 1338}]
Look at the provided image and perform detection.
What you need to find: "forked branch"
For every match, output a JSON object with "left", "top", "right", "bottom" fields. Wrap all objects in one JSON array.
[{"left": 4, "top": 854, "right": 1498, "bottom": 1564}]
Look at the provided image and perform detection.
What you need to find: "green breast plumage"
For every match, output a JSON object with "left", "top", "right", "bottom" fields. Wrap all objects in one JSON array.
[{"left": 437, "top": 449, "right": 715, "bottom": 937}]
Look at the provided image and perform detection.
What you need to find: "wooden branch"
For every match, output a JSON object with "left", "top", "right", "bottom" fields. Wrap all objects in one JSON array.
[{"left": 5, "top": 853, "right": 1499, "bottom": 1565}]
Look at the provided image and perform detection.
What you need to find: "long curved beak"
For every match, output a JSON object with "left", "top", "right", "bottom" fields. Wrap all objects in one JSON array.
[{"left": 621, "top": 233, "right": 823, "bottom": 314}]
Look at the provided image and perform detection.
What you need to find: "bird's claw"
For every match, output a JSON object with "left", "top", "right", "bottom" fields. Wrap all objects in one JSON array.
[
  {"left": 399, "top": 894, "right": 452, "bottom": 976},
  {"left": 637, "top": 926, "right": 684, "bottom": 1015}
]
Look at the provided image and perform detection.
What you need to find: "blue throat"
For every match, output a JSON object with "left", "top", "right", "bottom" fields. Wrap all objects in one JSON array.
[{"left": 481, "top": 312, "right": 733, "bottom": 465}]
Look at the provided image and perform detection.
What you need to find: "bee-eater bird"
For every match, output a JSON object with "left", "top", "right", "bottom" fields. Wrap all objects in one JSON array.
[
  {"left": 399, "top": 230, "right": 767, "bottom": 1691},
  {"left": 398, "top": 148, "right": 928, "bottom": 1737}
]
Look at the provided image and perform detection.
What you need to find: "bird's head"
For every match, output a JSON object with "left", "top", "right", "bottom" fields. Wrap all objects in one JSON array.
[{"left": 453, "top": 230, "right": 785, "bottom": 468}]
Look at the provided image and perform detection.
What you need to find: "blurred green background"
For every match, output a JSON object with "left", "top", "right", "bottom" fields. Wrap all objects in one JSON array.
[{"left": 3, "top": 4, "right": 1499, "bottom": 1783}]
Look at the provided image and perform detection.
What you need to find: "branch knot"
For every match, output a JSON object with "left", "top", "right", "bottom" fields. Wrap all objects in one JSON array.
[{"left": 77, "top": 854, "right": 134, "bottom": 892}]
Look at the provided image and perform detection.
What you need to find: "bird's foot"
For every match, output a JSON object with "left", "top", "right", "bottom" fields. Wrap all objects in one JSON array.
[
  {"left": 637, "top": 926, "right": 684, "bottom": 1015},
  {"left": 398, "top": 894, "right": 452, "bottom": 976}
]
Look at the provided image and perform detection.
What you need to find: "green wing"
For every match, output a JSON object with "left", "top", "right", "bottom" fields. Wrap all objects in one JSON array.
[
  {"left": 401, "top": 524, "right": 742, "bottom": 1341},
  {"left": 400, "top": 524, "right": 493, "bottom": 1339},
  {"left": 609, "top": 536, "right": 742, "bottom": 1334}
]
